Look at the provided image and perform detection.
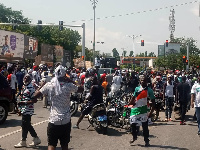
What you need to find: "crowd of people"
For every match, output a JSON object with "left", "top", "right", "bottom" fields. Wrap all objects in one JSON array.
[{"left": 1, "top": 62, "right": 200, "bottom": 149}]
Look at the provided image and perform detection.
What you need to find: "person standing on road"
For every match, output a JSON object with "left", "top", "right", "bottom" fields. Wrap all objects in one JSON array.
[
  {"left": 163, "top": 75, "right": 176, "bottom": 121},
  {"left": 14, "top": 74, "right": 41, "bottom": 148},
  {"left": 177, "top": 76, "right": 190, "bottom": 125},
  {"left": 33, "top": 65, "right": 78, "bottom": 150},
  {"left": 191, "top": 76, "right": 200, "bottom": 135},
  {"left": 128, "top": 75, "right": 155, "bottom": 147}
]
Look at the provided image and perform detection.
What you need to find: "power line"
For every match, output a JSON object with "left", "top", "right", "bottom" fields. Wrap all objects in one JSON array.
[{"left": 70, "top": 0, "right": 199, "bottom": 23}]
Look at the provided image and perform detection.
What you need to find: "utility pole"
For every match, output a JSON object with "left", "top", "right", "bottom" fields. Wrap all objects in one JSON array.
[
  {"left": 187, "top": 42, "right": 190, "bottom": 71},
  {"left": 127, "top": 35, "right": 142, "bottom": 71},
  {"left": 90, "top": 0, "right": 98, "bottom": 67}
]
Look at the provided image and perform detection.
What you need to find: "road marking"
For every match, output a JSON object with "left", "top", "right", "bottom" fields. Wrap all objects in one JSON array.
[{"left": 0, "top": 119, "right": 48, "bottom": 139}]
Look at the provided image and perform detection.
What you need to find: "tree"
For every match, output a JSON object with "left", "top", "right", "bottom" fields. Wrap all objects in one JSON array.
[
  {"left": 112, "top": 48, "right": 120, "bottom": 60},
  {"left": 129, "top": 51, "right": 133, "bottom": 57}
]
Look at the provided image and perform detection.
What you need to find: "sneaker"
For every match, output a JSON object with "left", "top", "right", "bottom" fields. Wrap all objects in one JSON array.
[
  {"left": 29, "top": 137, "right": 41, "bottom": 146},
  {"left": 14, "top": 140, "right": 27, "bottom": 148},
  {"left": 145, "top": 141, "right": 150, "bottom": 147},
  {"left": 129, "top": 138, "right": 137, "bottom": 144},
  {"left": 164, "top": 118, "right": 168, "bottom": 122},
  {"left": 73, "top": 125, "right": 79, "bottom": 129},
  {"left": 169, "top": 118, "right": 173, "bottom": 121},
  {"left": 180, "top": 121, "right": 186, "bottom": 125}
]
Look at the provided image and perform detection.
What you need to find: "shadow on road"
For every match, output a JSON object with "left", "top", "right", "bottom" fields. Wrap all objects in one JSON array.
[
  {"left": 137, "top": 144, "right": 189, "bottom": 150},
  {"left": 106, "top": 127, "right": 127, "bottom": 136},
  {"left": 152, "top": 123, "right": 176, "bottom": 126},
  {"left": 0, "top": 119, "right": 21, "bottom": 128},
  {"left": 30, "top": 146, "right": 74, "bottom": 150}
]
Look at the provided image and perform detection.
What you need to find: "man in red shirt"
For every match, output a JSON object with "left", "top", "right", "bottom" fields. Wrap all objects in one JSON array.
[{"left": 101, "top": 70, "right": 107, "bottom": 82}]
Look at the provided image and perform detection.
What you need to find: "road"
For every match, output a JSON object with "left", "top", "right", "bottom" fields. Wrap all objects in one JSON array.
[{"left": 0, "top": 100, "right": 200, "bottom": 150}]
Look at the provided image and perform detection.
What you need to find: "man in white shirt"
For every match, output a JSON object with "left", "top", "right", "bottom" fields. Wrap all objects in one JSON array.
[
  {"left": 112, "top": 71, "right": 122, "bottom": 92},
  {"left": 33, "top": 65, "right": 79, "bottom": 150},
  {"left": 191, "top": 76, "right": 200, "bottom": 135}
]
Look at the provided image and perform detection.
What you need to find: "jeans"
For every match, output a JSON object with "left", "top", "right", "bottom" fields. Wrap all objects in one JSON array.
[
  {"left": 17, "top": 84, "right": 23, "bottom": 97},
  {"left": 131, "top": 121, "right": 149, "bottom": 142},
  {"left": 180, "top": 101, "right": 188, "bottom": 122},
  {"left": 195, "top": 107, "right": 200, "bottom": 133},
  {"left": 165, "top": 97, "right": 174, "bottom": 119},
  {"left": 21, "top": 115, "right": 37, "bottom": 141}
]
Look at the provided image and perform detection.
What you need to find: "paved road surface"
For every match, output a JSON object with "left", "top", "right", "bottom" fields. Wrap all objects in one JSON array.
[{"left": 0, "top": 100, "right": 200, "bottom": 150}]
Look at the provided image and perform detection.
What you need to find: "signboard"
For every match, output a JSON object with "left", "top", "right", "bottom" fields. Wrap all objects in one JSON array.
[
  {"left": 54, "top": 45, "right": 63, "bottom": 63},
  {"left": 24, "top": 35, "right": 38, "bottom": 59},
  {"left": 158, "top": 45, "right": 165, "bottom": 56},
  {"left": 0, "top": 30, "right": 24, "bottom": 58},
  {"left": 41, "top": 43, "right": 54, "bottom": 62},
  {"left": 63, "top": 50, "right": 71, "bottom": 67},
  {"left": 165, "top": 43, "right": 180, "bottom": 55}
]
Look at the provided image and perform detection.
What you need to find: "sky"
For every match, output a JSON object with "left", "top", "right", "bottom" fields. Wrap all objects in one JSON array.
[{"left": 1, "top": 0, "right": 200, "bottom": 56}]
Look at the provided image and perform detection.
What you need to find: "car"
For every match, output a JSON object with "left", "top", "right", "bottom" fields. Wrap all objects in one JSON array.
[
  {"left": 98, "top": 68, "right": 114, "bottom": 76},
  {"left": 0, "top": 73, "right": 13, "bottom": 124}
]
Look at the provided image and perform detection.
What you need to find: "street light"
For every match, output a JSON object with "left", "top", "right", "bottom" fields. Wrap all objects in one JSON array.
[
  {"left": 90, "top": 0, "right": 98, "bottom": 67},
  {"left": 126, "top": 35, "right": 142, "bottom": 71}
]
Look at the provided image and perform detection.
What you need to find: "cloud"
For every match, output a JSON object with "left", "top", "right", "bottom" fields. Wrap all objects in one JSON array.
[
  {"left": 159, "top": 17, "right": 168, "bottom": 22},
  {"left": 190, "top": 5, "right": 199, "bottom": 16}
]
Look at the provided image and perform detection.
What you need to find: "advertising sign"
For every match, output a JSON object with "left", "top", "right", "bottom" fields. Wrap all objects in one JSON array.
[
  {"left": 165, "top": 43, "right": 180, "bottom": 55},
  {"left": 41, "top": 43, "right": 54, "bottom": 62},
  {"left": 54, "top": 45, "right": 63, "bottom": 63},
  {"left": 24, "top": 35, "right": 38, "bottom": 59},
  {"left": 63, "top": 50, "right": 71, "bottom": 67},
  {"left": 158, "top": 45, "right": 165, "bottom": 56},
  {"left": 0, "top": 30, "right": 24, "bottom": 59}
]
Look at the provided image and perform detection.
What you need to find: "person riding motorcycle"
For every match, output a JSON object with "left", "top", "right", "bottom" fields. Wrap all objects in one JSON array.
[{"left": 73, "top": 76, "right": 104, "bottom": 129}]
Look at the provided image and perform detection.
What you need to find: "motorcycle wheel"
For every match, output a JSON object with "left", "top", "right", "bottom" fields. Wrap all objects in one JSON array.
[
  {"left": 151, "top": 109, "right": 159, "bottom": 122},
  {"left": 101, "top": 125, "right": 107, "bottom": 135},
  {"left": 70, "top": 101, "right": 78, "bottom": 116}
]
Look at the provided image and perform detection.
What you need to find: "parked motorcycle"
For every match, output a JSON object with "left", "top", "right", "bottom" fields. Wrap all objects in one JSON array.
[
  {"left": 87, "top": 103, "right": 108, "bottom": 134},
  {"left": 150, "top": 89, "right": 164, "bottom": 122},
  {"left": 70, "top": 93, "right": 84, "bottom": 116}
]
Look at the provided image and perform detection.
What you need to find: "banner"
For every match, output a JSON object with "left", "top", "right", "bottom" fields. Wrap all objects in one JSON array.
[
  {"left": 24, "top": 35, "right": 38, "bottom": 59},
  {"left": 63, "top": 50, "right": 71, "bottom": 67},
  {"left": 0, "top": 30, "right": 24, "bottom": 59},
  {"left": 41, "top": 43, "right": 54, "bottom": 62}
]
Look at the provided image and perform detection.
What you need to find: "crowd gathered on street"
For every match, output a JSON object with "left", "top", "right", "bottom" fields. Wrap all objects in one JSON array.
[{"left": 1, "top": 62, "right": 200, "bottom": 150}]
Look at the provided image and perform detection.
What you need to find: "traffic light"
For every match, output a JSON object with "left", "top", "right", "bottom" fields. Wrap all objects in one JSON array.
[
  {"left": 59, "top": 21, "right": 63, "bottom": 31},
  {"left": 182, "top": 56, "right": 187, "bottom": 64},
  {"left": 166, "top": 40, "right": 168, "bottom": 47},
  {"left": 37, "top": 20, "right": 42, "bottom": 31},
  {"left": 185, "top": 59, "right": 188, "bottom": 65},
  {"left": 141, "top": 40, "right": 144, "bottom": 46}
]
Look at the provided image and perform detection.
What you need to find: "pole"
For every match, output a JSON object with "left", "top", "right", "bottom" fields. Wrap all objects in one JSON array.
[
  {"left": 187, "top": 42, "right": 189, "bottom": 71},
  {"left": 82, "top": 23, "right": 85, "bottom": 67},
  {"left": 132, "top": 35, "right": 135, "bottom": 71},
  {"left": 93, "top": 1, "right": 96, "bottom": 67}
]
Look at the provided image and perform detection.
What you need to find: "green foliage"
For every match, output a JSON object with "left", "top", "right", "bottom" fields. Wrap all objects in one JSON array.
[
  {"left": 112, "top": 48, "right": 120, "bottom": 60},
  {"left": 129, "top": 51, "right": 133, "bottom": 57}
]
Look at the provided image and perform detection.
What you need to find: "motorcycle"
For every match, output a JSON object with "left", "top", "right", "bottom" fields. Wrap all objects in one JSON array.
[
  {"left": 107, "top": 92, "right": 127, "bottom": 127},
  {"left": 70, "top": 93, "right": 84, "bottom": 116},
  {"left": 87, "top": 103, "right": 108, "bottom": 134},
  {"left": 150, "top": 89, "right": 164, "bottom": 122}
]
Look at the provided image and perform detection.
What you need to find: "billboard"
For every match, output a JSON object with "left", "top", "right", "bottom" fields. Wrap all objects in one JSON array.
[
  {"left": 165, "top": 43, "right": 180, "bottom": 55},
  {"left": 0, "top": 30, "right": 24, "bottom": 58},
  {"left": 63, "top": 50, "right": 71, "bottom": 67},
  {"left": 24, "top": 35, "right": 38, "bottom": 59},
  {"left": 158, "top": 45, "right": 165, "bottom": 56},
  {"left": 54, "top": 45, "right": 63, "bottom": 63},
  {"left": 41, "top": 43, "right": 54, "bottom": 62}
]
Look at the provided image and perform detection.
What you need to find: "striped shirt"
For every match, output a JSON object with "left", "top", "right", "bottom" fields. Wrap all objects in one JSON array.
[
  {"left": 20, "top": 83, "right": 35, "bottom": 115},
  {"left": 130, "top": 86, "right": 155, "bottom": 125}
]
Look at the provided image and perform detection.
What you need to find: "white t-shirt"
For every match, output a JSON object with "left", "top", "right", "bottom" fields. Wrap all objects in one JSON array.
[
  {"left": 112, "top": 75, "right": 122, "bottom": 85},
  {"left": 40, "top": 81, "right": 78, "bottom": 124},
  {"left": 191, "top": 83, "right": 200, "bottom": 107}
]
